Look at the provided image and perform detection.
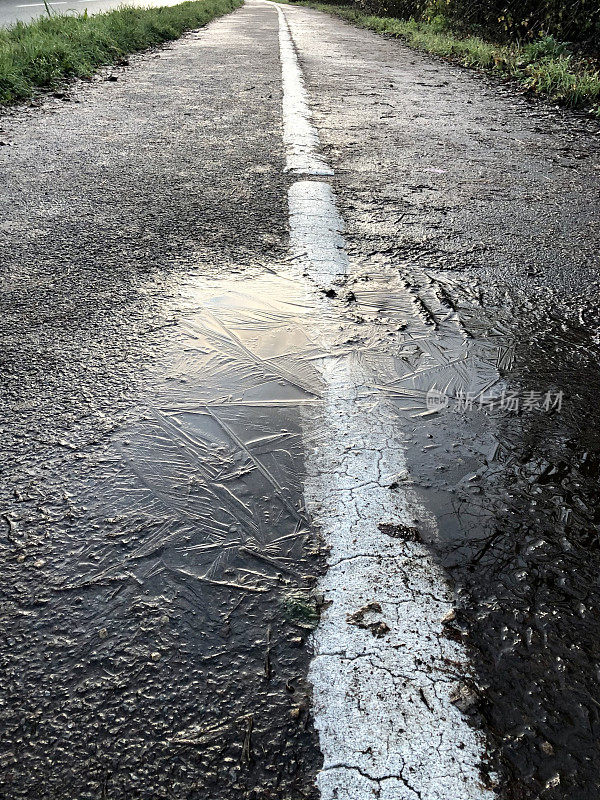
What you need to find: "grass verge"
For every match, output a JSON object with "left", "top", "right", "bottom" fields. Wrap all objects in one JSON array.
[
  {"left": 0, "top": 0, "right": 242, "bottom": 105},
  {"left": 297, "top": 3, "right": 600, "bottom": 114}
]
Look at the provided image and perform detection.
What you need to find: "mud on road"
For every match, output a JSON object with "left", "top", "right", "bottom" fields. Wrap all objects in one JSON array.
[{"left": 1, "top": 2, "right": 600, "bottom": 799}]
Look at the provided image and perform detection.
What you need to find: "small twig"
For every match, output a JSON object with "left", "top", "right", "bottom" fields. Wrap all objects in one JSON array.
[
  {"left": 264, "top": 625, "right": 272, "bottom": 680},
  {"left": 241, "top": 715, "right": 253, "bottom": 764},
  {"left": 2, "top": 514, "right": 18, "bottom": 543},
  {"left": 223, "top": 595, "right": 244, "bottom": 624}
]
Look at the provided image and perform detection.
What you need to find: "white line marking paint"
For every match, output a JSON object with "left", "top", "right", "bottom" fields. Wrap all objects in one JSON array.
[
  {"left": 16, "top": 2, "right": 66, "bottom": 6},
  {"left": 276, "top": 5, "right": 333, "bottom": 176},
  {"left": 288, "top": 180, "right": 347, "bottom": 286},
  {"left": 275, "top": 2, "right": 497, "bottom": 797},
  {"left": 303, "top": 357, "right": 497, "bottom": 799}
]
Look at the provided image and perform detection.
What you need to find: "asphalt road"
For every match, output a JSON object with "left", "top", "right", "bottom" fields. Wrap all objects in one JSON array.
[
  {"left": 1, "top": 2, "right": 600, "bottom": 799},
  {"left": 0, "top": 0, "right": 188, "bottom": 26}
]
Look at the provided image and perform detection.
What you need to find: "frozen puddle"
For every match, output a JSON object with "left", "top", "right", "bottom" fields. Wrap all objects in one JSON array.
[
  {"left": 292, "top": 228, "right": 495, "bottom": 798},
  {"left": 143, "top": 236, "right": 496, "bottom": 798},
  {"left": 270, "top": 1, "right": 497, "bottom": 797},
  {"left": 302, "top": 345, "right": 497, "bottom": 800},
  {"left": 161, "top": 251, "right": 496, "bottom": 799},
  {"left": 161, "top": 256, "right": 494, "bottom": 800}
]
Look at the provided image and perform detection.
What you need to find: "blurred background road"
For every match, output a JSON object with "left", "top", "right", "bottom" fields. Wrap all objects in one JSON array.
[{"left": 0, "top": 0, "right": 185, "bottom": 27}]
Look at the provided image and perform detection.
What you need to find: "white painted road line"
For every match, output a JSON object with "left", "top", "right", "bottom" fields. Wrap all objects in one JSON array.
[
  {"left": 16, "top": 2, "right": 66, "bottom": 6},
  {"left": 276, "top": 5, "right": 333, "bottom": 176},
  {"left": 303, "top": 358, "right": 496, "bottom": 799},
  {"left": 288, "top": 180, "right": 348, "bottom": 287},
  {"left": 273, "top": 2, "right": 497, "bottom": 797}
]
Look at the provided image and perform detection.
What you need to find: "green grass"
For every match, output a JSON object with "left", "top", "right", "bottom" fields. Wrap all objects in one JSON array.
[
  {"left": 297, "top": 3, "right": 600, "bottom": 114},
  {"left": 0, "top": 0, "right": 242, "bottom": 105}
]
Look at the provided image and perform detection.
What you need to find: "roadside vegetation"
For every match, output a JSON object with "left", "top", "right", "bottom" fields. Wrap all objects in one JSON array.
[
  {"left": 0, "top": 0, "right": 242, "bottom": 105},
  {"left": 301, "top": 3, "right": 600, "bottom": 114}
]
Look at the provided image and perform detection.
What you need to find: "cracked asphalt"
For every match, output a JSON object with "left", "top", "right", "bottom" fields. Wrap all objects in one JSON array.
[{"left": 1, "top": 2, "right": 600, "bottom": 798}]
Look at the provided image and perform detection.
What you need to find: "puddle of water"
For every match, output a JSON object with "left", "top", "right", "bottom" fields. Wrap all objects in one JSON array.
[
  {"left": 357, "top": 263, "right": 600, "bottom": 798},
  {"left": 0, "top": 270, "right": 331, "bottom": 800},
  {"left": 5, "top": 231, "right": 598, "bottom": 800}
]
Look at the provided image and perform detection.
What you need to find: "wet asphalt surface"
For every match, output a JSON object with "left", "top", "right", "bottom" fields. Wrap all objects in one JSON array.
[
  {"left": 1, "top": 7, "right": 323, "bottom": 799},
  {"left": 287, "top": 7, "right": 600, "bottom": 797},
  {"left": 1, "top": 2, "right": 600, "bottom": 798}
]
